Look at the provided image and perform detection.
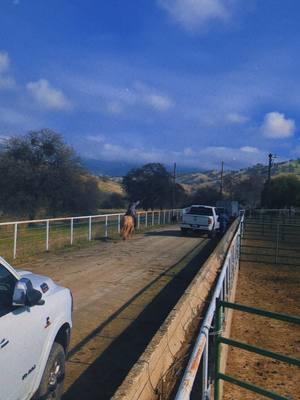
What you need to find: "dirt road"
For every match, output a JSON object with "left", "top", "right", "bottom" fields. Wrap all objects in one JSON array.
[
  {"left": 223, "top": 261, "right": 300, "bottom": 400},
  {"left": 19, "top": 226, "right": 216, "bottom": 399}
]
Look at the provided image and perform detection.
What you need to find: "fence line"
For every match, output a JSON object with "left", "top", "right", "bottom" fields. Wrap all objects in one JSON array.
[
  {"left": 175, "top": 213, "right": 244, "bottom": 400},
  {"left": 242, "top": 218, "right": 300, "bottom": 265},
  {"left": 0, "top": 209, "right": 182, "bottom": 261}
]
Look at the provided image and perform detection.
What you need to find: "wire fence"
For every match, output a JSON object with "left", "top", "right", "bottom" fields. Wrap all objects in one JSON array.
[
  {"left": 246, "top": 208, "right": 300, "bottom": 224},
  {"left": 241, "top": 218, "right": 300, "bottom": 266},
  {"left": 0, "top": 209, "right": 182, "bottom": 262}
]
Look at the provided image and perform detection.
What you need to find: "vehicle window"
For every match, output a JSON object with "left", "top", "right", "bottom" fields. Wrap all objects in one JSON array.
[
  {"left": 0, "top": 264, "right": 17, "bottom": 317},
  {"left": 188, "top": 207, "right": 213, "bottom": 216}
]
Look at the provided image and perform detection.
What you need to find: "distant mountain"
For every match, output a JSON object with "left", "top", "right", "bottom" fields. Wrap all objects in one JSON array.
[
  {"left": 177, "top": 159, "right": 300, "bottom": 193},
  {"left": 82, "top": 158, "right": 199, "bottom": 177},
  {"left": 82, "top": 157, "right": 300, "bottom": 195},
  {"left": 81, "top": 158, "right": 140, "bottom": 176}
]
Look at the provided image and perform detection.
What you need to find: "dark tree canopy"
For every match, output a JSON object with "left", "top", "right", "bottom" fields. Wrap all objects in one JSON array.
[
  {"left": 261, "top": 175, "right": 300, "bottom": 208},
  {"left": 190, "top": 186, "right": 220, "bottom": 206},
  {"left": 232, "top": 175, "right": 265, "bottom": 207},
  {"left": 0, "top": 129, "right": 101, "bottom": 218},
  {"left": 123, "top": 163, "right": 185, "bottom": 209}
]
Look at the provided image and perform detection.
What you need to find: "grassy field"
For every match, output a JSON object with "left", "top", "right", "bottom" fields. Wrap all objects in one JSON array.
[{"left": 0, "top": 211, "right": 173, "bottom": 263}]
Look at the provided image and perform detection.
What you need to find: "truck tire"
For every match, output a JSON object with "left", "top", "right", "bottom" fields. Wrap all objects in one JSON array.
[{"left": 35, "top": 342, "right": 65, "bottom": 400}]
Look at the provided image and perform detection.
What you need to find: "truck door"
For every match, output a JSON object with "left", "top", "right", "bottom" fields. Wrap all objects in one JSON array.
[{"left": 0, "top": 264, "right": 47, "bottom": 400}]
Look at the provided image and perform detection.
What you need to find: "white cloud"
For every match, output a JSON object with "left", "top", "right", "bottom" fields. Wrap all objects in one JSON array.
[
  {"left": 0, "top": 76, "right": 15, "bottom": 90},
  {"left": 101, "top": 82, "right": 173, "bottom": 113},
  {"left": 87, "top": 134, "right": 106, "bottom": 143},
  {"left": 106, "top": 101, "right": 124, "bottom": 114},
  {"left": 158, "top": 0, "right": 233, "bottom": 31},
  {"left": 85, "top": 135, "right": 265, "bottom": 169},
  {"left": 0, "top": 106, "right": 38, "bottom": 128},
  {"left": 0, "top": 51, "right": 16, "bottom": 90},
  {"left": 26, "top": 79, "right": 71, "bottom": 110},
  {"left": 144, "top": 93, "right": 173, "bottom": 111},
  {"left": 261, "top": 111, "right": 295, "bottom": 139},
  {"left": 0, "top": 52, "right": 10, "bottom": 74},
  {"left": 240, "top": 146, "right": 259, "bottom": 153},
  {"left": 227, "top": 112, "right": 249, "bottom": 124}
]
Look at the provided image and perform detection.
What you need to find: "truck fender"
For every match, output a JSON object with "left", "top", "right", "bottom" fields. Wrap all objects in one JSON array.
[{"left": 30, "top": 315, "right": 71, "bottom": 399}]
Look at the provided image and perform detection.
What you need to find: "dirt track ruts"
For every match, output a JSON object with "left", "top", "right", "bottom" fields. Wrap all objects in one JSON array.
[{"left": 19, "top": 226, "right": 217, "bottom": 399}]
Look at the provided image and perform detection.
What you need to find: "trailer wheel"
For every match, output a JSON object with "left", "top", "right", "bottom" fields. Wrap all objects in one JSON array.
[{"left": 35, "top": 342, "right": 65, "bottom": 400}]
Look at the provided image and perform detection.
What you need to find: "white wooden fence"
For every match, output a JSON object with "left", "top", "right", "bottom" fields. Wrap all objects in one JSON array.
[{"left": 0, "top": 209, "right": 182, "bottom": 260}]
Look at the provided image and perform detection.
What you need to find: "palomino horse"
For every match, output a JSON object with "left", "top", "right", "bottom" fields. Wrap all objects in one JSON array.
[{"left": 121, "top": 215, "right": 135, "bottom": 240}]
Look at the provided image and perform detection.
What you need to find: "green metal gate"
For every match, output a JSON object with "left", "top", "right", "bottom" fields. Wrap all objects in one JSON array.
[{"left": 214, "top": 300, "right": 300, "bottom": 400}]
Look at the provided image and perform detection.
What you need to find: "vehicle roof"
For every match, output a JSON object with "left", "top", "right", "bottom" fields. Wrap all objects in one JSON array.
[{"left": 189, "top": 205, "right": 215, "bottom": 208}]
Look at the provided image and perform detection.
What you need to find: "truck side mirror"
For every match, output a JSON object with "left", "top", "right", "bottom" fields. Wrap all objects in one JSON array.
[{"left": 13, "top": 278, "right": 44, "bottom": 307}]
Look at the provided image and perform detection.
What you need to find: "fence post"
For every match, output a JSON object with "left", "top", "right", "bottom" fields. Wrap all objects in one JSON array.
[
  {"left": 46, "top": 220, "right": 49, "bottom": 251},
  {"left": 70, "top": 218, "right": 74, "bottom": 245},
  {"left": 163, "top": 210, "right": 166, "bottom": 225},
  {"left": 118, "top": 214, "right": 121, "bottom": 234},
  {"left": 105, "top": 215, "right": 108, "bottom": 237},
  {"left": 13, "top": 223, "right": 18, "bottom": 259},
  {"left": 145, "top": 211, "right": 148, "bottom": 228},
  {"left": 137, "top": 213, "right": 140, "bottom": 230},
  {"left": 202, "top": 336, "right": 209, "bottom": 400},
  {"left": 88, "top": 216, "right": 92, "bottom": 241},
  {"left": 152, "top": 211, "right": 154, "bottom": 226},
  {"left": 275, "top": 223, "right": 279, "bottom": 264},
  {"left": 158, "top": 210, "right": 161, "bottom": 224},
  {"left": 214, "top": 299, "right": 222, "bottom": 400}
]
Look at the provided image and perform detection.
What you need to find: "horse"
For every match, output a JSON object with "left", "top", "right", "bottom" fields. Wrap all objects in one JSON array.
[{"left": 120, "top": 215, "right": 135, "bottom": 240}]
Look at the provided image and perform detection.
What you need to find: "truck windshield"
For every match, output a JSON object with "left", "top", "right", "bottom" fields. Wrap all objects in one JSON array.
[
  {"left": 188, "top": 207, "right": 213, "bottom": 216},
  {"left": 0, "top": 264, "right": 17, "bottom": 316}
]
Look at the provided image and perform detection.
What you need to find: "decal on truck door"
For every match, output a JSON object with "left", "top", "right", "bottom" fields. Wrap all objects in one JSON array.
[{"left": 22, "top": 364, "right": 36, "bottom": 380}]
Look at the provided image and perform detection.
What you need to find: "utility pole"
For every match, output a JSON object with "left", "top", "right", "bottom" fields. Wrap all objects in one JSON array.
[
  {"left": 220, "top": 161, "right": 224, "bottom": 200},
  {"left": 266, "top": 153, "right": 276, "bottom": 206},
  {"left": 267, "top": 153, "right": 273, "bottom": 185},
  {"left": 172, "top": 162, "right": 176, "bottom": 217}
]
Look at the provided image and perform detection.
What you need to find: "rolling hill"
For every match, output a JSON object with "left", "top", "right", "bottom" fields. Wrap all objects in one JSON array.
[{"left": 177, "top": 159, "right": 300, "bottom": 193}]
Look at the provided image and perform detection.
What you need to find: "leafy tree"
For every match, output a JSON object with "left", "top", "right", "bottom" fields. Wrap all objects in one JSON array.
[
  {"left": 190, "top": 186, "right": 220, "bottom": 206},
  {"left": 261, "top": 175, "right": 300, "bottom": 208},
  {"left": 123, "top": 163, "right": 186, "bottom": 209},
  {"left": 0, "top": 129, "right": 102, "bottom": 218},
  {"left": 100, "top": 193, "right": 127, "bottom": 209},
  {"left": 232, "top": 175, "right": 265, "bottom": 207}
]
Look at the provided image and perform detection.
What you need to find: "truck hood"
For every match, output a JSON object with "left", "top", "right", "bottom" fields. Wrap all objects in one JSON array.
[{"left": 16, "top": 269, "right": 58, "bottom": 297}]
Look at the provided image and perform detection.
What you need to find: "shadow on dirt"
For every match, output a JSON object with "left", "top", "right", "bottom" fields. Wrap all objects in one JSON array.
[
  {"left": 145, "top": 229, "right": 211, "bottom": 238},
  {"left": 63, "top": 237, "right": 218, "bottom": 400}
]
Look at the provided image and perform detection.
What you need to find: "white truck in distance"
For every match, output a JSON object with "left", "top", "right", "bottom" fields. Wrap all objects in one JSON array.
[
  {"left": 0, "top": 257, "right": 72, "bottom": 400},
  {"left": 180, "top": 205, "right": 220, "bottom": 238}
]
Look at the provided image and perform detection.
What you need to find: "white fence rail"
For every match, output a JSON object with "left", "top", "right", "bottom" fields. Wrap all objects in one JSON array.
[
  {"left": 0, "top": 209, "right": 182, "bottom": 261},
  {"left": 175, "top": 213, "right": 244, "bottom": 400}
]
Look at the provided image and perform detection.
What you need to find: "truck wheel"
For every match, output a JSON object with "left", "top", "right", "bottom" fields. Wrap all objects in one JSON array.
[{"left": 36, "top": 342, "right": 65, "bottom": 400}]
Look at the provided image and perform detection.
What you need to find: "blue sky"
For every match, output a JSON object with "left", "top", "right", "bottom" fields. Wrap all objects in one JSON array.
[{"left": 0, "top": 0, "right": 300, "bottom": 171}]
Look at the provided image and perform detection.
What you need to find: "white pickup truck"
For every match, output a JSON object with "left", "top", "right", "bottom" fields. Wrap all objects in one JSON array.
[
  {"left": 0, "top": 257, "right": 72, "bottom": 400},
  {"left": 180, "top": 205, "right": 220, "bottom": 238}
]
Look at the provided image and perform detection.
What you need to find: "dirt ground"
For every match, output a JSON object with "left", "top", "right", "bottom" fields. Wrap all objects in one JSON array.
[
  {"left": 18, "top": 226, "right": 216, "bottom": 399},
  {"left": 223, "top": 261, "right": 300, "bottom": 400}
]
